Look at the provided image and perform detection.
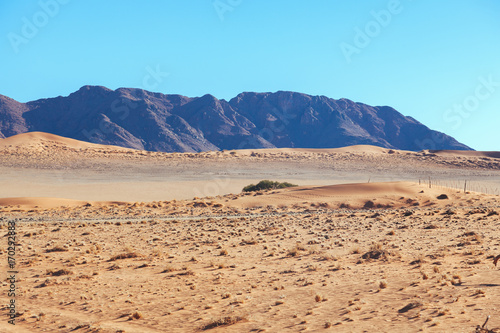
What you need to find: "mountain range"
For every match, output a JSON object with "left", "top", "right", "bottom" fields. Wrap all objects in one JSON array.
[{"left": 0, "top": 86, "right": 471, "bottom": 152}]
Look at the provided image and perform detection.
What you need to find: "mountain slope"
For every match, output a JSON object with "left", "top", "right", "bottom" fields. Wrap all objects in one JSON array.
[{"left": 0, "top": 86, "right": 472, "bottom": 152}]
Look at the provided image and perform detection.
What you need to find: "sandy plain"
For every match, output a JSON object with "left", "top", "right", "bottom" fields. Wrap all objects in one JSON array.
[{"left": 0, "top": 132, "right": 499, "bottom": 332}]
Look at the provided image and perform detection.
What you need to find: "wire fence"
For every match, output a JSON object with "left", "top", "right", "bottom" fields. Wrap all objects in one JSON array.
[{"left": 418, "top": 177, "right": 500, "bottom": 195}]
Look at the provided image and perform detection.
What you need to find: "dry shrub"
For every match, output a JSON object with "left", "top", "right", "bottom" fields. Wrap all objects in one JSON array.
[
  {"left": 287, "top": 246, "right": 300, "bottom": 257},
  {"left": 437, "top": 308, "right": 449, "bottom": 316},
  {"left": 46, "top": 245, "right": 68, "bottom": 253},
  {"left": 398, "top": 302, "right": 422, "bottom": 313},
  {"left": 474, "top": 289, "right": 486, "bottom": 296},
  {"left": 178, "top": 269, "right": 195, "bottom": 276},
  {"left": 487, "top": 210, "right": 498, "bottom": 216},
  {"left": 319, "top": 253, "right": 337, "bottom": 261},
  {"left": 460, "top": 231, "right": 483, "bottom": 244},
  {"left": 46, "top": 268, "right": 73, "bottom": 276},
  {"left": 162, "top": 266, "right": 177, "bottom": 273},
  {"left": 241, "top": 239, "right": 258, "bottom": 245},
  {"left": 361, "top": 243, "right": 396, "bottom": 261},
  {"left": 201, "top": 316, "right": 245, "bottom": 330},
  {"left": 467, "top": 259, "right": 481, "bottom": 265},
  {"left": 130, "top": 311, "right": 143, "bottom": 320},
  {"left": 109, "top": 252, "right": 139, "bottom": 261},
  {"left": 351, "top": 247, "right": 361, "bottom": 254}
]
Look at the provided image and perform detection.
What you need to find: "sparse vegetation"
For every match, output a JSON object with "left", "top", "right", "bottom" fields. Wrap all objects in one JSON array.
[
  {"left": 201, "top": 316, "right": 245, "bottom": 330},
  {"left": 46, "top": 245, "right": 68, "bottom": 253},
  {"left": 398, "top": 302, "right": 423, "bottom": 313},
  {"left": 161, "top": 266, "right": 177, "bottom": 273},
  {"left": 242, "top": 180, "right": 297, "bottom": 192},
  {"left": 130, "top": 311, "right": 143, "bottom": 320},
  {"left": 361, "top": 242, "right": 395, "bottom": 261},
  {"left": 108, "top": 251, "right": 139, "bottom": 261},
  {"left": 46, "top": 268, "right": 73, "bottom": 276}
]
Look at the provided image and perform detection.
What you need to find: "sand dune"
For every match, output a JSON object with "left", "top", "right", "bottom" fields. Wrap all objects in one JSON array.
[
  {"left": 0, "top": 131, "right": 131, "bottom": 150},
  {"left": 226, "top": 144, "right": 397, "bottom": 155},
  {"left": 2, "top": 132, "right": 395, "bottom": 154},
  {"left": 222, "top": 181, "right": 460, "bottom": 209},
  {"left": 0, "top": 181, "right": 451, "bottom": 210},
  {"left": 0, "top": 197, "right": 128, "bottom": 209},
  {"left": 0, "top": 181, "right": 492, "bottom": 214},
  {"left": 2, "top": 132, "right": 499, "bottom": 159},
  {"left": 430, "top": 149, "right": 500, "bottom": 159}
]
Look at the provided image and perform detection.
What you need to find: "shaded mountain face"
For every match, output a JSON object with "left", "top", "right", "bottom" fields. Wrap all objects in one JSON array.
[{"left": 0, "top": 86, "right": 472, "bottom": 152}]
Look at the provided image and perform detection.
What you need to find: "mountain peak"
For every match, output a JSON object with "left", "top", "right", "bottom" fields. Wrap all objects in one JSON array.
[{"left": 78, "top": 85, "right": 113, "bottom": 92}]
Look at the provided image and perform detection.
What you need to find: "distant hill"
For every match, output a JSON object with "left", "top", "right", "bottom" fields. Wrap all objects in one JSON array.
[{"left": 0, "top": 86, "right": 472, "bottom": 152}]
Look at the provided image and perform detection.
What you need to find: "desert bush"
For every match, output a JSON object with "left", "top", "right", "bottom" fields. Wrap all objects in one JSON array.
[
  {"left": 287, "top": 245, "right": 305, "bottom": 257},
  {"left": 361, "top": 243, "right": 396, "bottom": 261},
  {"left": 46, "top": 245, "right": 68, "bottom": 253},
  {"left": 46, "top": 268, "right": 73, "bottom": 276},
  {"left": 108, "top": 251, "right": 139, "bottom": 261},
  {"left": 242, "top": 180, "right": 297, "bottom": 192},
  {"left": 201, "top": 316, "right": 245, "bottom": 330},
  {"left": 130, "top": 311, "right": 143, "bottom": 320}
]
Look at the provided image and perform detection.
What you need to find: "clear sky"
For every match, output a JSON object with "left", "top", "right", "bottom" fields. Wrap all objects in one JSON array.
[{"left": 1, "top": 0, "right": 499, "bottom": 150}]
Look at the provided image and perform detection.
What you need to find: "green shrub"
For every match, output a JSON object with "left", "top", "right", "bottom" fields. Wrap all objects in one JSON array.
[{"left": 242, "top": 180, "right": 297, "bottom": 192}]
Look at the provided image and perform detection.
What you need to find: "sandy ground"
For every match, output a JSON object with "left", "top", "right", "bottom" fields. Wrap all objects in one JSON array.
[{"left": 0, "top": 132, "right": 500, "bottom": 332}]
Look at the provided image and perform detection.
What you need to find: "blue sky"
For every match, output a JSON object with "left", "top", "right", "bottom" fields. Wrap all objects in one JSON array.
[{"left": 1, "top": 0, "right": 499, "bottom": 150}]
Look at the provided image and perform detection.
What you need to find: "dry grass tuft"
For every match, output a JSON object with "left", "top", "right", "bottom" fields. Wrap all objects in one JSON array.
[
  {"left": 162, "top": 266, "right": 177, "bottom": 273},
  {"left": 46, "top": 268, "right": 73, "bottom": 276},
  {"left": 474, "top": 289, "right": 486, "bottom": 296},
  {"left": 287, "top": 245, "right": 305, "bottom": 257},
  {"left": 351, "top": 247, "right": 361, "bottom": 254},
  {"left": 361, "top": 243, "right": 395, "bottom": 261},
  {"left": 109, "top": 252, "right": 139, "bottom": 261},
  {"left": 130, "top": 311, "right": 143, "bottom": 320},
  {"left": 46, "top": 245, "right": 68, "bottom": 253},
  {"left": 398, "top": 302, "right": 423, "bottom": 313},
  {"left": 201, "top": 316, "right": 245, "bottom": 330}
]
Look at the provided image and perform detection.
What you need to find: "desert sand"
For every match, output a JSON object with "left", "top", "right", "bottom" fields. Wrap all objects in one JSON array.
[
  {"left": 1, "top": 132, "right": 499, "bottom": 202},
  {"left": 1, "top": 132, "right": 500, "bottom": 332}
]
